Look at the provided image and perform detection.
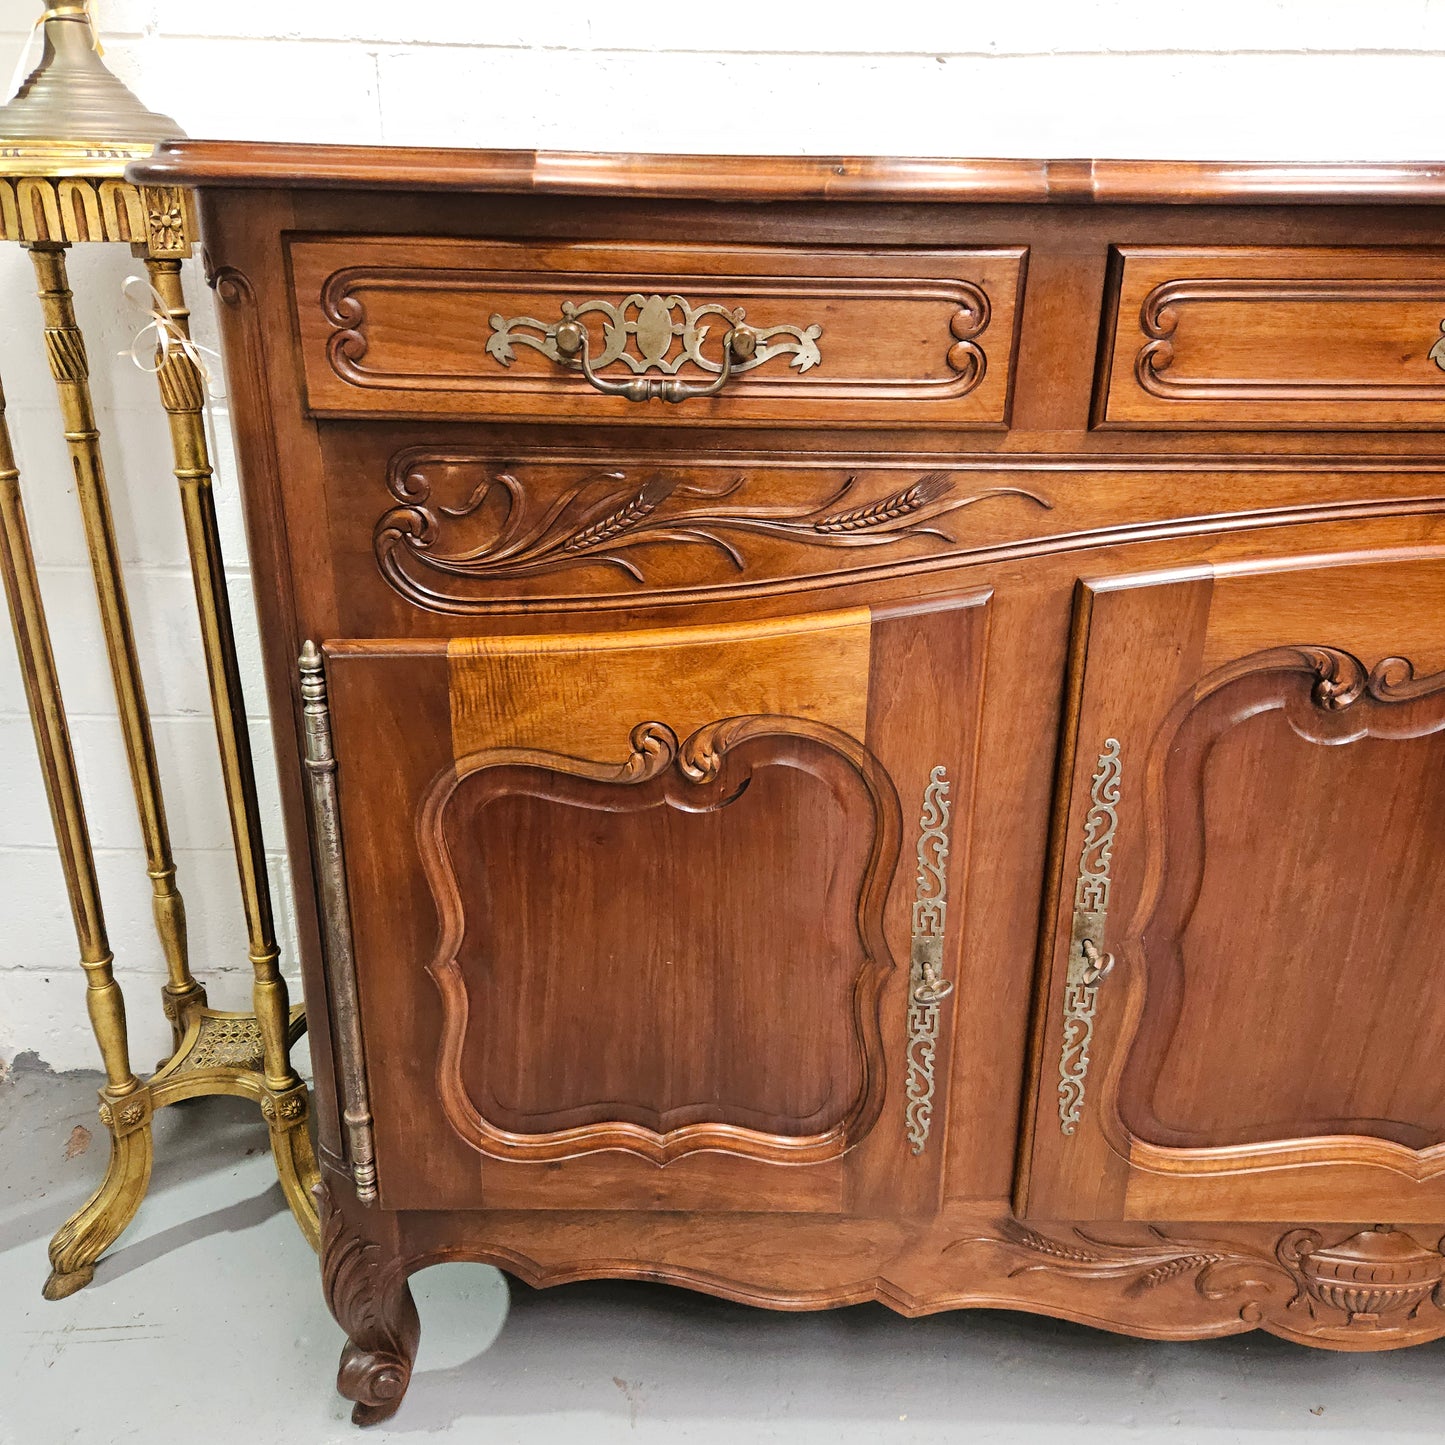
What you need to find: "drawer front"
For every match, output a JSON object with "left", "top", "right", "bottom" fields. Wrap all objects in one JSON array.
[
  {"left": 1097, "top": 246, "right": 1445, "bottom": 429},
  {"left": 291, "top": 236, "right": 1025, "bottom": 428}
]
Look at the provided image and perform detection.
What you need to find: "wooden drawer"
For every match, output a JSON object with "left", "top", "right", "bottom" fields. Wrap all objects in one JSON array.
[
  {"left": 290, "top": 236, "right": 1026, "bottom": 428},
  {"left": 1096, "top": 246, "right": 1445, "bottom": 429}
]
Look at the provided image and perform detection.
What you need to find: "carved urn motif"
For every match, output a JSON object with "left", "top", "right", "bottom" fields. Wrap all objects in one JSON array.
[{"left": 1282, "top": 1227, "right": 1445, "bottom": 1326}]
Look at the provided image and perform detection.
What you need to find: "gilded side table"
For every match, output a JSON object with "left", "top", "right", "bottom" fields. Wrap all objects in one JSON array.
[{"left": 0, "top": 0, "right": 318, "bottom": 1298}]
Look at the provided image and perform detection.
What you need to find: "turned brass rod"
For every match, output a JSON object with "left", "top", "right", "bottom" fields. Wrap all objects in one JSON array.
[
  {"left": 143, "top": 257, "right": 300, "bottom": 1093},
  {"left": 26, "top": 241, "right": 201, "bottom": 1021},
  {"left": 0, "top": 371, "right": 138, "bottom": 1098}
]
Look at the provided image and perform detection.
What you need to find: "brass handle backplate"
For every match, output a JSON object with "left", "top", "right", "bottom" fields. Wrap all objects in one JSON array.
[
  {"left": 485, "top": 292, "right": 823, "bottom": 403},
  {"left": 1430, "top": 321, "right": 1445, "bottom": 372}
]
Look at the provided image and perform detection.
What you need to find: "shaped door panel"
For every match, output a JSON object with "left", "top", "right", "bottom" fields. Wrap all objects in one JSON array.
[{"left": 1022, "top": 551, "right": 1445, "bottom": 1223}]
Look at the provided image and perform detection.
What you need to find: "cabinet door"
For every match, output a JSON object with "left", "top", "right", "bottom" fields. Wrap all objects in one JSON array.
[
  {"left": 1022, "top": 551, "right": 1445, "bottom": 1222},
  {"left": 317, "top": 595, "right": 987, "bottom": 1215}
]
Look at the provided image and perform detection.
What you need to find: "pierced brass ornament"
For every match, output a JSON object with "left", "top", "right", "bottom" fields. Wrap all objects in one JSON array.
[
  {"left": 488, "top": 292, "right": 823, "bottom": 402},
  {"left": 1058, "top": 738, "right": 1122, "bottom": 1135},
  {"left": 906, "top": 765, "right": 954, "bottom": 1155}
]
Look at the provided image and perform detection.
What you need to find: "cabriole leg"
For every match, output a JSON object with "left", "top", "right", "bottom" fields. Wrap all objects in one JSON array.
[
  {"left": 44, "top": 1091, "right": 155, "bottom": 1300},
  {"left": 320, "top": 1180, "right": 419, "bottom": 1426}
]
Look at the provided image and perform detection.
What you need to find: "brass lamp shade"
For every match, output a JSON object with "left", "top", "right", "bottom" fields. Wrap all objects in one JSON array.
[{"left": 0, "top": 1, "right": 183, "bottom": 177}]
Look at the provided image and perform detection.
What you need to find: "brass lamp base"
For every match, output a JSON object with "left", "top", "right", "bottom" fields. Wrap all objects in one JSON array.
[{"left": 0, "top": 0, "right": 181, "bottom": 177}]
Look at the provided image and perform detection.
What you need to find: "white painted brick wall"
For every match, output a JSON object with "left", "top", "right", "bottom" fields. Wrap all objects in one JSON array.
[{"left": 2, "top": 1, "right": 1444, "bottom": 1070}]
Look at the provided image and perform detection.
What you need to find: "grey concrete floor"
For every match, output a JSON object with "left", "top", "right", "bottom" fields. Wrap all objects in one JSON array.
[{"left": 2, "top": 1061, "right": 1442, "bottom": 1444}]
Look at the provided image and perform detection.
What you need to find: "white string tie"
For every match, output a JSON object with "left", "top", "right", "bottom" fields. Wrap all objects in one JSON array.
[{"left": 119, "top": 274, "right": 226, "bottom": 402}]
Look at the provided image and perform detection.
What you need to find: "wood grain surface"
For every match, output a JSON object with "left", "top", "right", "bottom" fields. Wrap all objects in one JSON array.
[{"left": 171, "top": 142, "right": 1445, "bottom": 1423}]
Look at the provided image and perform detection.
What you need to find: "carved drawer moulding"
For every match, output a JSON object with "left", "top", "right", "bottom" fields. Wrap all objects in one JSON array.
[
  {"left": 1098, "top": 246, "right": 1445, "bottom": 427},
  {"left": 1137, "top": 279, "right": 1445, "bottom": 402},
  {"left": 321, "top": 271, "right": 991, "bottom": 396},
  {"left": 287, "top": 236, "right": 1025, "bottom": 425}
]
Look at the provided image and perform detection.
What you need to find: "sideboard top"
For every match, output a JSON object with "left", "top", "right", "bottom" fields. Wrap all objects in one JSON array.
[{"left": 128, "top": 141, "right": 1445, "bottom": 205}]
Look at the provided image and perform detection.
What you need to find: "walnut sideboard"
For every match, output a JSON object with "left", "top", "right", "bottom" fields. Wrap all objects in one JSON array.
[{"left": 130, "top": 142, "right": 1445, "bottom": 1424}]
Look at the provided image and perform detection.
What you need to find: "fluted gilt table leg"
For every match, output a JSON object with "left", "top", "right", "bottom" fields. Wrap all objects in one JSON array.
[
  {"left": 0, "top": 370, "right": 155, "bottom": 1301},
  {"left": 27, "top": 239, "right": 206, "bottom": 1047},
  {"left": 3, "top": 14, "right": 319, "bottom": 1277},
  {"left": 142, "top": 252, "right": 320, "bottom": 1245}
]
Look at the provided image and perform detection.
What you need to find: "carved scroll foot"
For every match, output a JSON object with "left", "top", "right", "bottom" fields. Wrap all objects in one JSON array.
[
  {"left": 320, "top": 1181, "right": 419, "bottom": 1426},
  {"left": 339, "top": 1325, "right": 418, "bottom": 1428},
  {"left": 43, "top": 1093, "right": 154, "bottom": 1300}
]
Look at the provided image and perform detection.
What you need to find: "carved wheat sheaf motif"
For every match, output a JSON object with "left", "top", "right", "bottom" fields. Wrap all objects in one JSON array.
[{"left": 374, "top": 453, "right": 1051, "bottom": 610}]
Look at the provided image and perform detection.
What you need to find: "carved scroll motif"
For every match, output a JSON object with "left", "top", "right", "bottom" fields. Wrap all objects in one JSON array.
[
  {"left": 905, "top": 766, "right": 953, "bottom": 1156},
  {"left": 1136, "top": 276, "right": 1445, "bottom": 402},
  {"left": 960, "top": 1219, "right": 1445, "bottom": 1345},
  {"left": 319, "top": 1186, "right": 419, "bottom": 1426},
  {"left": 1108, "top": 643, "right": 1445, "bottom": 1172},
  {"left": 373, "top": 454, "right": 1051, "bottom": 609},
  {"left": 1057, "top": 738, "right": 1121, "bottom": 1135}
]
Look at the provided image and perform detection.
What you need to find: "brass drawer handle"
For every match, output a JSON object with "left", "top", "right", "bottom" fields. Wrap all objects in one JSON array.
[
  {"left": 554, "top": 314, "right": 757, "bottom": 403},
  {"left": 486, "top": 293, "right": 823, "bottom": 403}
]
